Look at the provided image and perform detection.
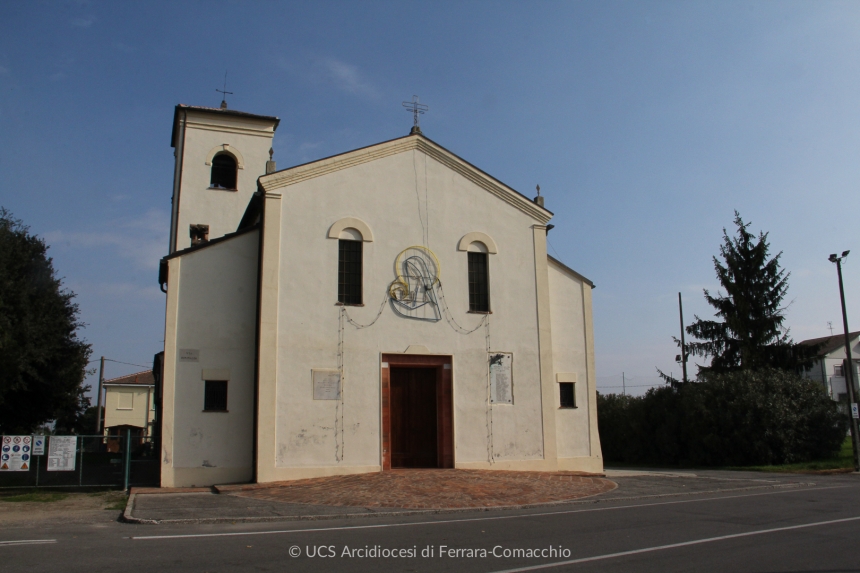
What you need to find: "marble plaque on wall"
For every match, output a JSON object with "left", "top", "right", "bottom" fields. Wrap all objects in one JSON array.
[
  {"left": 313, "top": 369, "right": 341, "bottom": 400},
  {"left": 489, "top": 352, "right": 513, "bottom": 404}
]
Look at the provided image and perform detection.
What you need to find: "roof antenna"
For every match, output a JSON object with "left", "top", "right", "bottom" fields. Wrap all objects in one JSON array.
[
  {"left": 216, "top": 71, "right": 233, "bottom": 109},
  {"left": 402, "top": 95, "right": 428, "bottom": 134}
]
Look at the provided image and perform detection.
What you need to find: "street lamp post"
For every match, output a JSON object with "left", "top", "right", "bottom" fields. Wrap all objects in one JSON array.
[{"left": 829, "top": 251, "right": 860, "bottom": 472}]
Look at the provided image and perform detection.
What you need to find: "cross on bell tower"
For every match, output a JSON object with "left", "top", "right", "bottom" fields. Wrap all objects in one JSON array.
[
  {"left": 216, "top": 72, "right": 233, "bottom": 109},
  {"left": 402, "top": 95, "right": 428, "bottom": 134}
]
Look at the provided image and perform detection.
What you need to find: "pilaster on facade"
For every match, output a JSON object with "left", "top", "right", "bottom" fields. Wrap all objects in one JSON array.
[
  {"left": 531, "top": 224, "right": 558, "bottom": 467},
  {"left": 255, "top": 191, "right": 283, "bottom": 483}
]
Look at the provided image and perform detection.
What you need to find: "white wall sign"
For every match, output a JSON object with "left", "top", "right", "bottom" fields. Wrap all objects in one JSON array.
[
  {"left": 0, "top": 435, "right": 32, "bottom": 471},
  {"left": 313, "top": 370, "right": 342, "bottom": 400},
  {"left": 47, "top": 436, "right": 77, "bottom": 471},
  {"left": 32, "top": 435, "right": 46, "bottom": 456},
  {"left": 489, "top": 353, "right": 513, "bottom": 404},
  {"left": 179, "top": 349, "right": 200, "bottom": 362},
  {"left": 852, "top": 403, "right": 859, "bottom": 420}
]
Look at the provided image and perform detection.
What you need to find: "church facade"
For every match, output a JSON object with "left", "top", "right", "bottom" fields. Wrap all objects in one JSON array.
[{"left": 158, "top": 103, "right": 602, "bottom": 487}]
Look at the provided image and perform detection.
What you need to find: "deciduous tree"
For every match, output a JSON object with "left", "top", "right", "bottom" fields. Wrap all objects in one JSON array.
[{"left": 0, "top": 208, "right": 92, "bottom": 434}]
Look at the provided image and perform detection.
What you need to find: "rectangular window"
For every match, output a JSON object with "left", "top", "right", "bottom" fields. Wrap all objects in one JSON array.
[
  {"left": 559, "top": 382, "right": 576, "bottom": 408},
  {"left": 468, "top": 252, "right": 490, "bottom": 312},
  {"left": 338, "top": 239, "right": 363, "bottom": 305},
  {"left": 835, "top": 364, "right": 844, "bottom": 377},
  {"left": 204, "top": 380, "right": 228, "bottom": 411}
]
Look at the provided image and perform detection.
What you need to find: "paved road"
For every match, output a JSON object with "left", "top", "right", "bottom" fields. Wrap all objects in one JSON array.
[{"left": 2, "top": 473, "right": 859, "bottom": 572}]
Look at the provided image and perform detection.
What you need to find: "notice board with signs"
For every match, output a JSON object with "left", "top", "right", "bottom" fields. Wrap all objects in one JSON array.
[
  {"left": 47, "top": 436, "right": 77, "bottom": 471},
  {"left": 0, "top": 435, "right": 32, "bottom": 471},
  {"left": 489, "top": 353, "right": 513, "bottom": 404},
  {"left": 32, "top": 435, "right": 46, "bottom": 456}
]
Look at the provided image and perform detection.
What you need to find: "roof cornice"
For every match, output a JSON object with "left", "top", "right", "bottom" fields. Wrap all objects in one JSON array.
[
  {"left": 548, "top": 254, "right": 595, "bottom": 288},
  {"left": 259, "top": 134, "right": 553, "bottom": 224}
]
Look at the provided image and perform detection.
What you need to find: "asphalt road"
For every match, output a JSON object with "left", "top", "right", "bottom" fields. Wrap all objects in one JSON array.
[{"left": 3, "top": 474, "right": 859, "bottom": 573}]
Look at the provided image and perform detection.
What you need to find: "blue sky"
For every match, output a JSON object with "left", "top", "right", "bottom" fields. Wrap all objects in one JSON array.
[{"left": 2, "top": 1, "right": 860, "bottom": 397}]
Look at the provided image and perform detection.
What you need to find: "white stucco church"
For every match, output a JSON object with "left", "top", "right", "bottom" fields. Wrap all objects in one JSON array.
[{"left": 157, "top": 101, "right": 603, "bottom": 487}]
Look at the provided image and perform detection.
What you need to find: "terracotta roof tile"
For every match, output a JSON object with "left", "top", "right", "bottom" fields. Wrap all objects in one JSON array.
[{"left": 103, "top": 370, "right": 155, "bottom": 386}]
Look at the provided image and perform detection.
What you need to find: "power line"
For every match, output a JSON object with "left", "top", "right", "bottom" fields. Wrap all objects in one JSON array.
[
  {"left": 598, "top": 383, "right": 665, "bottom": 389},
  {"left": 104, "top": 359, "right": 151, "bottom": 369}
]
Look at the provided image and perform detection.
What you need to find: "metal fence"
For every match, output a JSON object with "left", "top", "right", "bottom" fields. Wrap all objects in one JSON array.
[{"left": 0, "top": 433, "right": 159, "bottom": 490}]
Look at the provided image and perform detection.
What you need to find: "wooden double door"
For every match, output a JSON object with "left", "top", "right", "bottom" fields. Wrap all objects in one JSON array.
[{"left": 390, "top": 367, "right": 438, "bottom": 468}]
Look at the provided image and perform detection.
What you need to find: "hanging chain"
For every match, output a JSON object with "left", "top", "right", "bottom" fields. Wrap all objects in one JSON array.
[
  {"left": 436, "top": 280, "right": 487, "bottom": 334},
  {"left": 485, "top": 312, "right": 495, "bottom": 463},
  {"left": 335, "top": 307, "right": 345, "bottom": 462},
  {"left": 342, "top": 291, "right": 388, "bottom": 329}
]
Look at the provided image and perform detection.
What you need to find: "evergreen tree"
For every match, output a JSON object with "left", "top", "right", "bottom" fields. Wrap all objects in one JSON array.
[
  {"left": 684, "top": 212, "right": 816, "bottom": 374},
  {"left": 0, "top": 208, "right": 92, "bottom": 434}
]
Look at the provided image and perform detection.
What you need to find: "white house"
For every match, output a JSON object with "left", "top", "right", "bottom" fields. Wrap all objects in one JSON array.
[
  {"left": 158, "top": 103, "right": 603, "bottom": 487},
  {"left": 800, "top": 332, "right": 860, "bottom": 401}
]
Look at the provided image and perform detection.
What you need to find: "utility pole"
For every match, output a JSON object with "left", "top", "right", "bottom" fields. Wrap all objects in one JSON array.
[
  {"left": 95, "top": 356, "right": 105, "bottom": 434},
  {"left": 829, "top": 251, "right": 860, "bottom": 472},
  {"left": 678, "top": 292, "right": 688, "bottom": 384},
  {"left": 622, "top": 372, "right": 626, "bottom": 396}
]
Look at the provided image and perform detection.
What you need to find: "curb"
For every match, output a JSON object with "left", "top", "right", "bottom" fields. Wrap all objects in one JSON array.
[
  {"left": 121, "top": 491, "right": 156, "bottom": 524},
  {"left": 120, "top": 481, "right": 814, "bottom": 525}
]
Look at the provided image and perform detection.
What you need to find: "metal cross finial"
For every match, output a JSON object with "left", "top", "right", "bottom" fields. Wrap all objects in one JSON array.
[
  {"left": 216, "top": 72, "right": 233, "bottom": 109},
  {"left": 402, "top": 95, "right": 428, "bottom": 133}
]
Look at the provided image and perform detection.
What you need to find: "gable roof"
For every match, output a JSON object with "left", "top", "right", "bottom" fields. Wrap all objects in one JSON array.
[
  {"left": 258, "top": 132, "right": 554, "bottom": 224},
  {"left": 162, "top": 223, "right": 260, "bottom": 261},
  {"left": 798, "top": 332, "right": 860, "bottom": 357},
  {"left": 104, "top": 370, "right": 155, "bottom": 386}
]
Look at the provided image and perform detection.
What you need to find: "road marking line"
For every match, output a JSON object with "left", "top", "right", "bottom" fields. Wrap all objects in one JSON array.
[
  {"left": 130, "top": 484, "right": 849, "bottom": 541},
  {"left": 487, "top": 514, "right": 860, "bottom": 573},
  {"left": 0, "top": 540, "right": 57, "bottom": 547}
]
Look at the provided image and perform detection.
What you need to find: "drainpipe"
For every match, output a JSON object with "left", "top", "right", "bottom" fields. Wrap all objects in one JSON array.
[{"left": 168, "top": 110, "right": 186, "bottom": 254}]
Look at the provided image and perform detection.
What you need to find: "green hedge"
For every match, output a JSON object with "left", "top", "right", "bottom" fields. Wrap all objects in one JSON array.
[{"left": 597, "top": 369, "right": 847, "bottom": 466}]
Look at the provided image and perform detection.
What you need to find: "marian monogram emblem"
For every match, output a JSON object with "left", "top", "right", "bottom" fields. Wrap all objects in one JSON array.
[{"left": 388, "top": 246, "right": 441, "bottom": 321}]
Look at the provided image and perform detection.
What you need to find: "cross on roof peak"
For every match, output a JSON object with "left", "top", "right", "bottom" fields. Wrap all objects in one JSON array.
[{"left": 402, "top": 95, "right": 428, "bottom": 134}]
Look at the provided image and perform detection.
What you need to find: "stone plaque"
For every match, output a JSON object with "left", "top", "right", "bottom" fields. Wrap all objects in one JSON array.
[
  {"left": 313, "top": 370, "right": 341, "bottom": 400},
  {"left": 179, "top": 349, "right": 199, "bottom": 362},
  {"left": 489, "top": 353, "right": 513, "bottom": 404}
]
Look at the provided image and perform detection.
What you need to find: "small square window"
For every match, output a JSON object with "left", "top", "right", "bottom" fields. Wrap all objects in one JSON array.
[
  {"left": 834, "top": 364, "right": 844, "bottom": 377},
  {"left": 204, "top": 380, "right": 228, "bottom": 411},
  {"left": 559, "top": 382, "right": 576, "bottom": 408},
  {"left": 190, "top": 224, "right": 210, "bottom": 246}
]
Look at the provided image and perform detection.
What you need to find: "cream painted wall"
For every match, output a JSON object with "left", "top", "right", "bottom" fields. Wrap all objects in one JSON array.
[
  {"left": 265, "top": 146, "right": 556, "bottom": 474},
  {"left": 547, "top": 260, "right": 593, "bottom": 459},
  {"left": 161, "top": 230, "right": 259, "bottom": 486},
  {"left": 173, "top": 110, "right": 275, "bottom": 251},
  {"left": 103, "top": 386, "right": 154, "bottom": 431},
  {"left": 162, "top": 128, "right": 601, "bottom": 484}
]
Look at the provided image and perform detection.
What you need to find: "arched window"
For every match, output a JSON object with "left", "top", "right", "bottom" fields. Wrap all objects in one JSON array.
[
  {"left": 210, "top": 153, "right": 237, "bottom": 189},
  {"left": 468, "top": 249, "right": 490, "bottom": 312},
  {"left": 338, "top": 232, "right": 363, "bottom": 305},
  {"left": 458, "top": 232, "right": 496, "bottom": 313}
]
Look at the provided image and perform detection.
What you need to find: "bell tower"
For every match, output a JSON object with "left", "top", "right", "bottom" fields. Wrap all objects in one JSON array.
[{"left": 168, "top": 104, "right": 280, "bottom": 253}]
